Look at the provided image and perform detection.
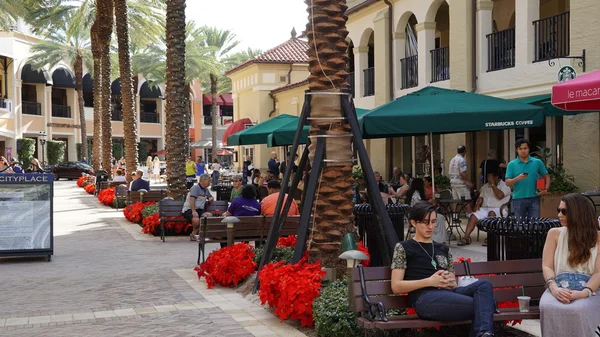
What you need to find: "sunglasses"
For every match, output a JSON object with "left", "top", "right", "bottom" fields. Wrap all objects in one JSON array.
[
  {"left": 557, "top": 207, "right": 567, "bottom": 216},
  {"left": 232, "top": 180, "right": 240, "bottom": 182}
]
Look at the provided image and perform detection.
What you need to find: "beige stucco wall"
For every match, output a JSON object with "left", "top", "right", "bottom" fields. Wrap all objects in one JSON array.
[
  {"left": 273, "top": 85, "right": 307, "bottom": 118},
  {"left": 139, "top": 123, "right": 161, "bottom": 136},
  {"left": 22, "top": 115, "right": 45, "bottom": 132}
]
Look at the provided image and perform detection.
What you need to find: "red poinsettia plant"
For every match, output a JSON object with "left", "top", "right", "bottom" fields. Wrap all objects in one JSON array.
[
  {"left": 276, "top": 235, "right": 297, "bottom": 248},
  {"left": 194, "top": 243, "right": 256, "bottom": 289},
  {"left": 141, "top": 213, "right": 190, "bottom": 235},
  {"left": 97, "top": 187, "right": 115, "bottom": 206},
  {"left": 84, "top": 184, "right": 95, "bottom": 194},
  {"left": 123, "top": 201, "right": 155, "bottom": 223},
  {"left": 76, "top": 176, "right": 86, "bottom": 187},
  {"left": 258, "top": 257, "right": 325, "bottom": 327},
  {"left": 357, "top": 241, "right": 371, "bottom": 267}
]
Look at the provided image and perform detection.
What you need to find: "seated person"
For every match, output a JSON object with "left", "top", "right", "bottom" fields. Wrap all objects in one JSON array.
[
  {"left": 0, "top": 156, "right": 14, "bottom": 173},
  {"left": 182, "top": 174, "right": 213, "bottom": 240},
  {"left": 388, "top": 174, "right": 410, "bottom": 203},
  {"left": 10, "top": 159, "right": 23, "bottom": 173},
  {"left": 229, "top": 175, "right": 244, "bottom": 201},
  {"left": 261, "top": 180, "right": 299, "bottom": 216},
  {"left": 113, "top": 169, "right": 127, "bottom": 182},
  {"left": 225, "top": 185, "right": 261, "bottom": 217},
  {"left": 423, "top": 176, "right": 436, "bottom": 201},
  {"left": 27, "top": 158, "right": 44, "bottom": 173},
  {"left": 129, "top": 170, "right": 150, "bottom": 192},
  {"left": 540, "top": 193, "right": 600, "bottom": 337},
  {"left": 458, "top": 170, "right": 511, "bottom": 246},
  {"left": 391, "top": 202, "right": 496, "bottom": 337},
  {"left": 406, "top": 178, "right": 447, "bottom": 243},
  {"left": 375, "top": 171, "right": 390, "bottom": 204}
]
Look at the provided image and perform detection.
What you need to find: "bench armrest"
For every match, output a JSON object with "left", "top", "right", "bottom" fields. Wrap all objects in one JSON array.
[{"left": 357, "top": 265, "right": 388, "bottom": 322}]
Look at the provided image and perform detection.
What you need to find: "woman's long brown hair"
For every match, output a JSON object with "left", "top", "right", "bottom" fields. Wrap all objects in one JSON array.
[{"left": 563, "top": 193, "right": 599, "bottom": 267}]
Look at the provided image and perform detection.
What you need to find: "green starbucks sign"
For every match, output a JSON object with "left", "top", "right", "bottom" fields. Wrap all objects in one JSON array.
[{"left": 557, "top": 65, "right": 577, "bottom": 83}]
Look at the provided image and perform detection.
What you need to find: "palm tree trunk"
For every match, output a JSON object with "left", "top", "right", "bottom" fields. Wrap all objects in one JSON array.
[
  {"left": 164, "top": 0, "right": 188, "bottom": 199},
  {"left": 305, "top": 0, "right": 352, "bottom": 277},
  {"left": 115, "top": 0, "right": 138, "bottom": 183},
  {"left": 74, "top": 54, "right": 87, "bottom": 163},
  {"left": 91, "top": 20, "right": 102, "bottom": 171},
  {"left": 97, "top": 0, "right": 114, "bottom": 176},
  {"left": 210, "top": 74, "right": 218, "bottom": 162}
]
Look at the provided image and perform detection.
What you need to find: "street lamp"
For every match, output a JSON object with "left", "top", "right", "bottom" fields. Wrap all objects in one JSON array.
[
  {"left": 338, "top": 233, "right": 369, "bottom": 269},
  {"left": 39, "top": 131, "right": 47, "bottom": 166}
]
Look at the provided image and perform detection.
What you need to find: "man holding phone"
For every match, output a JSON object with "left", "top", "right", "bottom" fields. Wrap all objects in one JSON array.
[
  {"left": 505, "top": 138, "right": 551, "bottom": 219},
  {"left": 182, "top": 174, "right": 214, "bottom": 240}
]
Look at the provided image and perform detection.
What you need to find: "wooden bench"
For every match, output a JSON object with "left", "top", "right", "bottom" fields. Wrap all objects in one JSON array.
[
  {"left": 157, "top": 199, "right": 228, "bottom": 243},
  {"left": 197, "top": 215, "right": 301, "bottom": 264},
  {"left": 126, "top": 190, "right": 167, "bottom": 205},
  {"left": 350, "top": 259, "right": 543, "bottom": 331},
  {"left": 96, "top": 181, "right": 127, "bottom": 194}
]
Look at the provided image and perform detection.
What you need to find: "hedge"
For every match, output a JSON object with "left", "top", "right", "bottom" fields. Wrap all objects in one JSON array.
[
  {"left": 17, "top": 138, "right": 36, "bottom": 162},
  {"left": 47, "top": 140, "right": 66, "bottom": 165}
]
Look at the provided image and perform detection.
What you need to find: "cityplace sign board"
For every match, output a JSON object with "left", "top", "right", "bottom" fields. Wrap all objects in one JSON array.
[{"left": 0, "top": 173, "right": 54, "bottom": 261}]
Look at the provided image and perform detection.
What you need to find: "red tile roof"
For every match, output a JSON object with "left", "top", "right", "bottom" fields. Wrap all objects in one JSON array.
[
  {"left": 225, "top": 37, "right": 309, "bottom": 75},
  {"left": 270, "top": 79, "right": 309, "bottom": 95}
]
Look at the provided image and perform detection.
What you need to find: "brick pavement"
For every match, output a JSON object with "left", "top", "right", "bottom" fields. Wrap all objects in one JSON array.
[{"left": 0, "top": 181, "right": 306, "bottom": 337}]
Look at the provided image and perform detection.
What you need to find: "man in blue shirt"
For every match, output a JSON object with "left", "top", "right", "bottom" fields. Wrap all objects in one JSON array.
[
  {"left": 505, "top": 139, "right": 551, "bottom": 219},
  {"left": 268, "top": 152, "right": 280, "bottom": 177},
  {"left": 129, "top": 170, "right": 150, "bottom": 191}
]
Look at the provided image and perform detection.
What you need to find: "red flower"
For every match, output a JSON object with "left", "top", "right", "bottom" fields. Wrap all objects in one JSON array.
[
  {"left": 140, "top": 213, "right": 190, "bottom": 235},
  {"left": 258, "top": 257, "right": 325, "bottom": 327},
  {"left": 454, "top": 257, "right": 472, "bottom": 264},
  {"left": 194, "top": 243, "right": 256, "bottom": 289},
  {"left": 123, "top": 201, "right": 155, "bottom": 223},
  {"left": 76, "top": 176, "right": 86, "bottom": 187},
  {"left": 276, "top": 235, "right": 297, "bottom": 248},
  {"left": 84, "top": 184, "right": 95, "bottom": 194},
  {"left": 357, "top": 241, "right": 371, "bottom": 267},
  {"left": 97, "top": 187, "right": 115, "bottom": 206}
]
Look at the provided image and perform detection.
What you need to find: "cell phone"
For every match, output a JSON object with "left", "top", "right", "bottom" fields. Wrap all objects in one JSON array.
[{"left": 522, "top": 173, "right": 529, "bottom": 176}]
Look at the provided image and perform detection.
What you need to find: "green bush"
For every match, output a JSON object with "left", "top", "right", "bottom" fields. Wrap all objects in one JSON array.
[
  {"left": 112, "top": 142, "right": 123, "bottom": 160},
  {"left": 46, "top": 140, "right": 66, "bottom": 165},
  {"left": 17, "top": 138, "right": 36, "bottom": 162},
  {"left": 548, "top": 165, "right": 578, "bottom": 193},
  {"left": 137, "top": 142, "right": 148, "bottom": 164},
  {"left": 434, "top": 175, "right": 451, "bottom": 190},
  {"left": 142, "top": 204, "right": 158, "bottom": 218},
  {"left": 113, "top": 198, "right": 127, "bottom": 209},
  {"left": 313, "top": 278, "right": 363, "bottom": 337},
  {"left": 76, "top": 139, "right": 93, "bottom": 161},
  {"left": 252, "top": 246, "right": 294, "bottom": 265}
]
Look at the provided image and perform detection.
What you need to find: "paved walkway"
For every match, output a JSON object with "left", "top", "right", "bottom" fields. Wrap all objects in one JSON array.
[{"left": 0, "top": 181, "right": 306, "bottom": 337}]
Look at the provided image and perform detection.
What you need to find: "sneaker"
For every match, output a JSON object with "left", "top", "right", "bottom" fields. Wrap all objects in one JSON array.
[{"left": 479, "top": 332, "right": 494, "bottom": 337}]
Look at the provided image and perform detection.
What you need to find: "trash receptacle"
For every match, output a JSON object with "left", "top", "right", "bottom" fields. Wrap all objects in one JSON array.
[
  {"left": 478, "top": 216, "right": 560, "bottom": 261},
  {"left": 95, "top": 170, "right": 109, "bottom": 183}
]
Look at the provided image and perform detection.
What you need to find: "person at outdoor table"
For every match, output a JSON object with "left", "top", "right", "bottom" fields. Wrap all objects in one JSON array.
[
  {"left": 391, "top": 202, "right": 496, "bottom": 337},
  {"left": 261, "top": 180, "right": 299, "bottom": 216},
  {"left": 242, "top": 156, "right": 253, "bottom": 185},
  {"left": 182, "top": 174, "right": 213, "bottom": 240},
  {"left": 225, "top": 185, "right": 261, "bottom": 217},
  {"left": 423, "top": 176, "right": 435, "bottom": 201},
  {"left": 407, "top": 179, "right": 447, "bottom": 243},
  {"left": 251, "top": 169, "right": 264, "bottom": 188},
  {"left": 540, "top": 193, "right": 600, "bottom": 337},
  {"left": 0, "top": 156, "right": 14, "bottom": 173},
  {"left": 505, "top": 138, "right": 550, "bottom": 219},
  {"left": 229, "top": 175, "right": 244, "bottom": 201},
  {"left": 374, "top": 171, "right": 390, "bottom": 204},
  {"left": 480, "top": 149, "right": 506, "bottom": 184},
  {"left": 113, "top": 169, "right": 127, "bottom": 183},
  {"left": 388, "top": 167, "right": 402, "bottom": 191},
  {"left": 211, "top": 159, "right": 221, "bottom": 186},
  {"left": 458, "top": 170, "right": 511, "bottom": 246},
  {"left": 388, "top": 174, "right": 410, "bottom": 202},
  {"left": 129, "top": 170, "right": 150, "bottom": 191},
  {"left": 448, "top": 145, "right": 473, "bottom": 216},
  {"left": 28, "top": 158, "right": 44, "bottom": 173}
]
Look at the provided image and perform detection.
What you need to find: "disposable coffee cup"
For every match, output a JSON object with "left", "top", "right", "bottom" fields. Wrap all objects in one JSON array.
[
  {"left": 517, "top": 296, "right": 530, "bottom": 312},
  {"left": 194, "top": 235, "right": 200, "bottom": 241}
]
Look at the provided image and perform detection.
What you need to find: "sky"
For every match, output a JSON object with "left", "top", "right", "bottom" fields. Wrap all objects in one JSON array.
[{"left": 185, "top": 0, "right": 309, "bottom": 54}]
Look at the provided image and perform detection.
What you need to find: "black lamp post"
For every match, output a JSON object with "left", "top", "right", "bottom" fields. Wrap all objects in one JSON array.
[{"left": 39, "top": 131, "right": 47, "bottom": 166}]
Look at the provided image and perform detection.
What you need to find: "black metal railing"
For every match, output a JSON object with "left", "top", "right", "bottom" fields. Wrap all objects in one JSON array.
[
  {"left": 363, "top": 67, "right": 374, "bottom": 97},
  {"left": 533, "top": 11, "right": 570, "bottom": 62},
  {"left": 400, "top": 55, "right": 418, "bottom": 89},
  {"left": 111, "top": 109, "right": 123, "bottom": 121},
  {"left": 487, "top": 28, "right": 516, "bottom": 71},
  {"left": 52, "top": 104, "right": 71, "bottom": 118},
  {"left": 430, "top": 46, "right": 450, "bottom": 82},
  {"left": 347, "top": 72, "right": 355, "bottom": 97},
  {"left": 22, "top": 101, "right": 42, "bottom": 115},
  {"left": 203, "top": 116, "right": 231, "bottom": 126},
  {"left": 140, "top": 111, "right": 159, "bottom": 123}
]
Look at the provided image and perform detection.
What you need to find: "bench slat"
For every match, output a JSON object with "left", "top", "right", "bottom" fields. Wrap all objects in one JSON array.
[{"left": 454, "top": 259, "right": 542, "bottom": 275}]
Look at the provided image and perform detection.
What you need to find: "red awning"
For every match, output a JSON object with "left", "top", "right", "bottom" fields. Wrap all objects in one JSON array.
[
  {"left": 552, "top": 69, "right": 600, "bottom": 111},
  {"left": 222, "top": 117, "right": 252, "bottom": 146},
  {"left": 217, "top": 149, "right": 233, "bottom": 156},
  {"left": 202, "top": 94, "right": 225, "bottom": 106},
  {"left": 220, "top": 93, "right": 233, "bottom": 106}
]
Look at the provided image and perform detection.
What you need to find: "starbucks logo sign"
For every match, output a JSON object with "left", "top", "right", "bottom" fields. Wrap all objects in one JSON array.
[{"left": 558, "top": 65, "right": 577, "bottom": 83}]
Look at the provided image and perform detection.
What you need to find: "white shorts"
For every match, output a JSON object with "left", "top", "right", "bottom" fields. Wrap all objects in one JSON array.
[
  {"left": 451, "top": 185, "right": 471, "bottom": 201},
  {"left": 472, "top": 207, "right": 506, "bottom": 220}
]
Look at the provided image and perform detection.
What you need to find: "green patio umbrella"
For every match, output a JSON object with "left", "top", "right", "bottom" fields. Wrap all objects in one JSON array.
[
  {"left": 227, "top": 114, "right": 299, "bottom": 146},
  {"left": 266, "top": 108, "right": 371, "bottom": 147},
  {"left": 359, "top": 87, "right": 546, "bottom": 138}
]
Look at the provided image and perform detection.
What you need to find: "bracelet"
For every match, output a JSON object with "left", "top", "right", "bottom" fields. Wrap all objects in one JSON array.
[
  {"left": 583, "top": 288, "right": 593, "bottom": 298},
  {"left": 545, "top": 280, "right": 556, "bottom": 289},
  {"left": 544, "top": 277, "right": 556, "bottom": 283},
  {"left": 584, "top": 287, "right": 596, "bottom": 296}
]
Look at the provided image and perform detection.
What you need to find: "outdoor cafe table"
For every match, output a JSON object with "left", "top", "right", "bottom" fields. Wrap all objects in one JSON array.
[{"left": 436, "top": 198, "right": 471, "bottom": 243}]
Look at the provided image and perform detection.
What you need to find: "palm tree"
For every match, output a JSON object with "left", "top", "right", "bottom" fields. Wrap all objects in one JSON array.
[
  {"left": 27, "top": 12, "right": 92, "bottom": 169},
  {"left": 0, "top": 0, "right": 43, "bottom": 31},
  {"left": 199, "top": 26, "right": 240, "bottom": 160},
  {"left": 164, "top": 0, "right": 188, "bottom": 199},
  {"left": 304, "top": 0, "right": 353, "bottom": 276},
  {"left": 90, "top": 20, "right": 103, "bottom": 171}
]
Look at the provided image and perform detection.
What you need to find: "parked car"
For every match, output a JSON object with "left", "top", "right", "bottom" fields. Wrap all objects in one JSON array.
[{"left": 52, "top": 162, "right": 94, "bottom": 180}]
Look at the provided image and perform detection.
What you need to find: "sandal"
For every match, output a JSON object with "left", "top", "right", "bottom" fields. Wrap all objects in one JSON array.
[{"left": 457, "top": 237, "right": 471, "bottom": 246}]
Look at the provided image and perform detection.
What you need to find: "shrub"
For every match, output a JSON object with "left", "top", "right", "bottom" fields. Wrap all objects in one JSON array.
[
  {"left": 98, "top": 187, "right": 115, "bottom": 206},
  {"left": 113, "top": 198, "right": 126, "bottom": 209},
  {"left": 17, "top": 138, "right": 36, "bottom": 163},
  {"left": 76, "top": 139, "right": 93, "bottom": 161},
  {"left": 276, "top": 235, "right": 297, "bottom": 248},
  {"left": 112, "top": 142, "right": 123, "bottom": 160},
  {"left": 142, "top": 204, "right": 158, "bottom": 218},
  {"left": 313, "top": 278, "right": 363, "bottom": 337},
  {"left": 46, "top": 140, "right": 66, "bottom": 165},
  {"left": 77, "top": 176, "right": 86, "bottom": 187},
  {"left": 253, "top": 246, "right": 295, "bottom": 265},
  {"left": 194, "top": 243, "right": 256, "bottom": 288},
  {"left": 137, "top": 142, "right": 148, "bottom": 164},
  {"left": 123, "top": 201, "right": 155, "bottom": 223},
  {"left": 84, "top": 184, "right": 95, "bottom": 194}
]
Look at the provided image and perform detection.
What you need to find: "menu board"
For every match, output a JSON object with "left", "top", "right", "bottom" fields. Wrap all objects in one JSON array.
[{"left": 0, "top": 174, "right": 53, "bottom": 257}]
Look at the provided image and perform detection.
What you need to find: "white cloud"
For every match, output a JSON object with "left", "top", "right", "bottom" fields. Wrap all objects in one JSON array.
[{"left": 185, "top": 0, "right": 309, "bottom": 53}]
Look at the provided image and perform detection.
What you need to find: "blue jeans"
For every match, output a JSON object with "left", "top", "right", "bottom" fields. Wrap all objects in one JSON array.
[
  {"left": 512, "top": 196, "right": 540, "bottom": 220},
  {"left": 414, "top": 280, "right": 495, "bottom": 337}
]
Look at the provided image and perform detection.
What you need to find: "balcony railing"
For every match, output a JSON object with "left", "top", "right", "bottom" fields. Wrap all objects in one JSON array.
[
  {"left": 141, "top": 111, "right": 159, "bottom": 123},
  {"left": 363, "top": 67, "right": 374, "bottom": 97},
  {"left": 533, "top": 11, "right": 570, "bottom": 62},
  {"left": 111, "top": 109, "right": 123, "bottom": 121},
  {"left": 22, "top": 101, "right": 42, "bottom": 115},
  {"left": 52, "top": 104, "right": 71, "bottom": 118},
  {"left": 487, "top": 28, "right": 516, "bottom": 72},
  {"left": 347, "top": 72, "right": 355, "bottom": 97},
  {"left": 400, "top": 55, "right": 418, "bottom": 89},
  {"left": 430, "top": 46, "right": 450, "bottom": 82},
  {"left": 204, "top": 116, "right": 232, "bottom": 126}
]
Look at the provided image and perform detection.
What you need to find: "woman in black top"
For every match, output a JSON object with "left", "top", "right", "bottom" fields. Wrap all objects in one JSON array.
[{"left": 391, "top": 202, "right": 496, "bottom": 337}]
